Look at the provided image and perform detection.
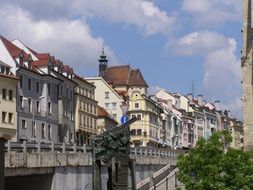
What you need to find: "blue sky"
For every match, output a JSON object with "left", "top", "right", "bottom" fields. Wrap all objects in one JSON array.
[{"left": 0, "top": 0, "right": 242, "bottom": 118}]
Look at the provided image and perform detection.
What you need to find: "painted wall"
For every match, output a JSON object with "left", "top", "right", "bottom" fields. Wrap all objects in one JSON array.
[{"left": 86, "top": 77, "right": 124, "bottom": 123}]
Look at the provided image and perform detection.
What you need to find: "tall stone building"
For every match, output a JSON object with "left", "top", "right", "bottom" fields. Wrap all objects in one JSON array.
[{"left": 242, "top": 0, "right": 253, "bottom": 151}]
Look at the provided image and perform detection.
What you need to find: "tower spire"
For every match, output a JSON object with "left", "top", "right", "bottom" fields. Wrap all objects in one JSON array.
[{"left": 98, "top": 46, "right": 108, "bottom": 77}]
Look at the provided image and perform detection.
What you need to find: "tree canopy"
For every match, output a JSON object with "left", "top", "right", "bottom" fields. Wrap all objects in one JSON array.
[{"left": 177, "top": 131, "right": 253, "bottom": 190}]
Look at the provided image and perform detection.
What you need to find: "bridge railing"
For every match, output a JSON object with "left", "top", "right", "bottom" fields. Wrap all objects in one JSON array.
[
  {"left": 5, "top": 141, "right": 92, "bottom": 154},
  {"left": 130, "top": 147, "right": 182, "bottom": 159},
  {"left": 5, "top": 141, "right": 183, "bottom": 159}
]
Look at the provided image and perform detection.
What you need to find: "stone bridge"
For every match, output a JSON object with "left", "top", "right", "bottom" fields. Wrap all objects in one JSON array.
[{"left": 4, "top": 141, "right": 184, "bottom": 190}]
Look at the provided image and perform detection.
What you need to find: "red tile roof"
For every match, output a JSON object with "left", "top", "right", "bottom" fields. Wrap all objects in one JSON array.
[
  {"left": 32, "top": 60, "right": 49, "bottom": 67},
  {"left": 63, "top": 65, "right": 73, "bottom": 73},
  {"left": 103, "top": 65, "right": 148, "bottom": 87},
  {"left": 36, "top": 53, "right": 50, "bottom": 60},
  {"left": 98, "top": 106, "right": 109, "bottom": 117},
  {"left": 0, "top": 35, "right": 30, "bottom": 60}
]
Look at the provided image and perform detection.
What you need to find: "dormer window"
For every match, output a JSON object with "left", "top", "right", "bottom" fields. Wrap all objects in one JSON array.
[
  {"left": 6, "top": 67, "right": 10, "bottom": 75},
  {"left": 48, "top": 61, "right": 52, "bottom": 74},
  {"left": 0, "top": 66, "right": 4, "bottom": 73},
  {"left": 19, "top": 57, "right": 23, "bottom": 65},
  {"left": 48, "top": 64, "right": 51, "bottom": 74},
  {"left": 28, "top": 56, "right": 32, "bottom": 69},
  {"left": 19, "top": 53, "right": 24, "bottom": 65}
]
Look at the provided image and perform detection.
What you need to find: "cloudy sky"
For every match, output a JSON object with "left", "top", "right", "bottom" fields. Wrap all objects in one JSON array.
[{"left": 0, "top": 0, "right": 242, "bottom": 118}]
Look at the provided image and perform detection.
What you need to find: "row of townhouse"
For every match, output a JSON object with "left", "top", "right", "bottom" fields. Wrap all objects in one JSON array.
[
  {"left": 0, "top": 35, "right": 101, "bottom": 145},
  {"left": 92, "top": 50, "right": 244, "bottom": 150},
  {"left": 0, "top": 35, "right": 243, "bottom": 150}
]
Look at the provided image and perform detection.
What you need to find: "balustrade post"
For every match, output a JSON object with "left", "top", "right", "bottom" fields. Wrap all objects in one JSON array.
[
  {"left": 23, "top": 140, "right": 27, "bottom": 153},
  {"left": 62, "top": 143, "right": 66, "bottom": 153},
  {"left": 73, "top": 143, "right": 77, "bottom": 154},
  {"left": 139, "top": 148, "right": 143, "bottom": 155},
  {"left": 51, "top": 142, "right": 54, "bottom": 153},
  {"left": 134, "top": 147, "right": 137, "bottom": 155},
  {"left": 83, "top": 144, "right": 86, "bottom": 153},
  {"left": 161, "top": 150, "right": 164, "bottom": 157},
  {"left": 37, "top": 141, "right": 41, "bottom": 153},
  {"left": 144, "top": 148, "right": 148, "bottom": 156},
  {"left": 7, "top": 140, "right": 11, "bottom": 153}
]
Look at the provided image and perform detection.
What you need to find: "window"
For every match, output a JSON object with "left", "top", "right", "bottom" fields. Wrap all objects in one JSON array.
[
  {"left": 47, "top": 84, "right": 51, "bottom": 94},
  {"left": 83, "top": 116, "right": 86, "bottom": 126},
  {"left": 112, "top": 102, "right": 116, "bottom": 110},
  {"left": 137, "top": 114, "right": 141, "bottom": 120},
  {"left": 0, "top": 66, "right": 4, "bottom": 73},
  {"left": 41, "top": 123, "right": 45, "bottom": 139},
  {"left": 134, "top": 103, "right": 139, "bottom": 109},
  {"left": 113, "top": 114, "right": 117, "bottom": 120},
  {"left": 32, "top": 121, "right": 36, "bottom": 137},
  {"left": 47, "top": 102, "right": 52, "bottom": 114},
  {"left": 20, "top": 75, "right": 23, "bottom": 88},
  {"left": 84, "top": 102, "right": 86, "bottom": 111},
  {"left": 79, "top": 114, "right": 82, "bottom": 125},
  {"left": 2, "top": 112, "right": 7, "bottom": 123},
  {"left": 79, "top": 101, "right": 82, "bottom": 109},
  {"left": 9, "top": 90, "right": 13, "bottom": 101},
  {"left": 36, "top": 82, "right": 39, "bottom": 93},
  {"left": 28, "top": 79, "right": 31, "bottom": 90},
  {"left": 90, "top": 105, "right": 93, "bottom": 113},
  {"left": 131, "top": 129, "right": 136, "bottom": 135},
  {"left": 105, "top": 103, "right": 109, "bottom": 109},
  {"left": 70, "top": 90, "right": 73, "bottom": 100},
  {"left": 86, "top": 89, "right": 88, "bottom": 96},
  {"left": 6, "top": 67, "right": 9, "bottom": 75},
  {"left": 36, "top": 101, "right": 40, "bottom": 113},
  {"left": 66, "top": 88, "right": 68, "bottom": 98},
  {"left": 105, "top": 92, "right": 109, "bottom": 99},
  {"left": 21, "top": 119, "right": 26, "bottom": 129},
  {"left": 89, "top": 90, "right": 92, "bottom": 98},
  {"left": 8, "top": 113, "right": 13, "bottom": 124},
  {"left": 87, "top": 103, "right": 89, "bottom": 112},
  {"left": 20, "top": 96, "right": 24, "bottom": 108},
  {"left": 2, "top": 89, "right": 6, "bottom": 99},
  {"left": 137, "top": 129, "right": 142, "bottom": 136},
  {"left": 87, "top": 117, "right": 89, "bottom": 127},
  {"left": 28, "top": 98, "right": 32, "bottom": 113},
  {"left": 48, "top": 125, "right": 51, "bottom": 140}
]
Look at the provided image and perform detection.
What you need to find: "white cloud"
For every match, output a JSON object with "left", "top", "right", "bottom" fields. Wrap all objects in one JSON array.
[
  {"left": 168, "top": 30, "right": 242, "bottom": 115},
  {"left": 0, "top": 0, "right": 177, "bottom": 36},
  {"left": 148, "top": 85, "right": 165, "bottom": 95},
  {"left": 168, "top": 31, "right": 232, "bottom": 56},
  {"left": 182, "top": 0, "right": 241, "bottom": 27},
  {"left": 0, "top": 5, "right": 119, "bottom": 75}
]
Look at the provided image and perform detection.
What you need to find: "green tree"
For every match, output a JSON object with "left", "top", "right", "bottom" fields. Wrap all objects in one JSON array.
[{"left": 177, "top": 131, "right": 253, "bottom": 190}]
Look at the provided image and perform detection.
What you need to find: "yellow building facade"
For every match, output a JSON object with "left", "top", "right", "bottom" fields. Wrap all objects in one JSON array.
[{"left": 0, "top": 61, "right": 19, "bottom": 140}]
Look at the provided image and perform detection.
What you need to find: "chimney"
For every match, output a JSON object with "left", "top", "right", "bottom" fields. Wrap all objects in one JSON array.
[
  {"left": 197, "top": 95, "right": 203, "bottom": 106},
  {"left": 175, "top": 96, "right": 181, "bottom": 109},
  {"left": 214, "top": 100, "right": 220, "bottom": 111},
  {"left": 167, "top": 99, "right": 173, "bottom": 110},
  {"left": 187, "top": 93, "right": 193, "bottom": 102}
]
